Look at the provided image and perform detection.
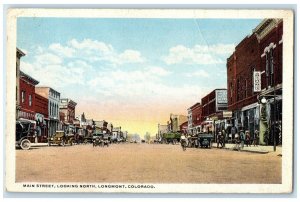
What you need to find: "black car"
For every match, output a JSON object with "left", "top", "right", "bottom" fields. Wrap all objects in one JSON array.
[
  {"left": 16, "top": 119, "right": 36, "bottom": 150},
  {"left": 197, "top": 133, "right": 214, "bottom": 148}
]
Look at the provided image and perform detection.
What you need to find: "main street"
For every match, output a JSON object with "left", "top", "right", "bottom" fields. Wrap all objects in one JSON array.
[{"left": 16, "top": 143, "right": 281, "bottom": 184}]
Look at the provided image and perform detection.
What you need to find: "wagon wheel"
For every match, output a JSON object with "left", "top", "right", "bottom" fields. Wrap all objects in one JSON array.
[{"left": 20, "top": 139, "right": 31, "bottom": 150}]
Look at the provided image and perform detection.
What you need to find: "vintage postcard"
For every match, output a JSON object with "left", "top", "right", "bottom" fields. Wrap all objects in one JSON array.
[{"left": 5, "top": 8, "right": 294, "bottom": 193}]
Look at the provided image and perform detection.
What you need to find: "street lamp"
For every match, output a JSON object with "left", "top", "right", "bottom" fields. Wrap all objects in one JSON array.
[
  {"left": 258, "top": 94, "right": 278, "bottom": 152},
  {"left": 260, "top": 97, "right": 267, "bottom": 104}
]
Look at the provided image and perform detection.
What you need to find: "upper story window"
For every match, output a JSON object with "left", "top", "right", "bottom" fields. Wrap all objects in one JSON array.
[
  {"left": 265, "top": 45, "right": 275, "bottom": 87},
  {"left": 29, "top": 94, "right": 32, "bottom": 106},
  {"left": 21, "top": 91, "right": 25, "bottom": 103}
]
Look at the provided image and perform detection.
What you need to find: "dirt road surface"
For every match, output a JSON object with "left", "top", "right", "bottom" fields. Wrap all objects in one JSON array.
[{"left": 16, "top": 143, "right": 281, "bottom": 184}]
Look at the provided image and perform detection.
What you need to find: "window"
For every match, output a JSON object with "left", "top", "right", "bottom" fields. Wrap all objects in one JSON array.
[
  {"left": 245, "top": 79, "right": 247, "bottom": 98},
  {"left": 269, "top": 48, "right": 274, "bottom": 86},
  {"left": 21, "top": 91, "right": 25, "bottom": 103},
  {"left": 29, "top": 94, "right": 32, "bottom": 106},
  {"left": 50, "top": 102, "right": 52, "bottom": 116},
  {"left": 265, "top": 47, "right": 275, "bottom": 87}
]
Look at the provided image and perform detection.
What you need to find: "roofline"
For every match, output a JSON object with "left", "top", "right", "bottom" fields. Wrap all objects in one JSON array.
[
  {"left": 20, "top": 71, "right": 39, "bottom": 85},
  {"left": 17, "top": 48, "right": 26, "bottom": 56},
  {"left": 35, "top": 86, "right": 61, "bottom": 95}
]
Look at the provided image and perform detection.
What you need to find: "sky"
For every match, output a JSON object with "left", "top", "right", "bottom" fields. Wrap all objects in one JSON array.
[{"left": 17, "top": 17, "right": 262, "bottom": 136}]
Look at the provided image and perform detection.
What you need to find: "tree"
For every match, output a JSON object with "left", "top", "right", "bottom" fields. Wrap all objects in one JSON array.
[{"left": 144, "top": 132, "right": 151, "bottom": 142}]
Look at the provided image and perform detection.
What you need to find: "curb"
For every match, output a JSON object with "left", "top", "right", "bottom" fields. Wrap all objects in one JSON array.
[{"left": 211, "top": 145, "right": 269, "bottom": 154}]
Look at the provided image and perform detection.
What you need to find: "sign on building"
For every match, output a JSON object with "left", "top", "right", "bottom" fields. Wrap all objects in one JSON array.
[
  {"left": 253, "top": 71, "right": 261, "bottom": 92},
  {"left": 216, "top": 90, "right": 227, "bottom": 104}
]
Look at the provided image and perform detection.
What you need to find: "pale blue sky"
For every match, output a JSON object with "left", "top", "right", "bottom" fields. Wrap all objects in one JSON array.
[{"left": 17, "top": 17, "right": 261, "bottom": 134}]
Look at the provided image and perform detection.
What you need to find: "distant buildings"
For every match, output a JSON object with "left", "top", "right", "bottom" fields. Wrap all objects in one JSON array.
[{"left": 15, "top": 48, "right": 128, "bottom": 143}]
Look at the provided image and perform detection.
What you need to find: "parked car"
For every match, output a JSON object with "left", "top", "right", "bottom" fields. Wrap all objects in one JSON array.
[
  {"left": 15, "top": 119, "right": 36, "bottom": 150},
  {"left": 197, "top": 133, "right": 213, "bottom": 148},
  {"left": 48, "top": 131, "right": 75, "bottom": 146}
]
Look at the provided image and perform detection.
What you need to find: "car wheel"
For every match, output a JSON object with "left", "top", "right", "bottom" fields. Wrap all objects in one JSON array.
[{"left": 20, "top": 139, "right": 31, "bottom": 150}]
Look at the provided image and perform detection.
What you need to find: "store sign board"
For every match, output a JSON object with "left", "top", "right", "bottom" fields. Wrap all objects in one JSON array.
[
  {"left": 253, "top": 71, "right": 261, "bottom": 92},
  {"left": 216, "top": 90, "right": 227, "bottom": 104},
  {"left": 223, "top": 111, "right": 232, "bottom": 118}
]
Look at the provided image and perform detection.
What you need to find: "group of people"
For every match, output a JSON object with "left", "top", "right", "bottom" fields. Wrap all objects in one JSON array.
[{"left": 217, "top": 129, "right": 260, "bottom": 149}]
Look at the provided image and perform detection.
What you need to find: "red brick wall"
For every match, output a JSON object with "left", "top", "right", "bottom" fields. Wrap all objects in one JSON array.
[
  {"left": 19, "top": 77, "right": 36, "bottom": 114},
  {"left": 227, "top": 21, "right": 283, "bottom": 112},
  {"left": 201, "top": 90, "right": 216, "bottom": 118},
  {"left": 227, "top": 33, "right": 260, "bottom": 111},
  {"left": 191, "top": 104, "right": 203, "bottom": 126},
  {"left": 34, "top": 93, "right": 49, "bottom": 118},
  {"left": 259, "top": 21, "right": 283, "bottom": 89}
]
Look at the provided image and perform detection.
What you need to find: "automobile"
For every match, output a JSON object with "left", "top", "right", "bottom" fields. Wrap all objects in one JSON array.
[
  {"left": 48, "top": 131, "right": 75, "bottom": 146},
  {"left": 197, "top": 133, "right": 214, "bottom": 148},
  {"left": 16, "top": 119, "right": 36, "bottom": 150},
  {"left": 92, "top": 132, "right": 103, "bottom": 147}
]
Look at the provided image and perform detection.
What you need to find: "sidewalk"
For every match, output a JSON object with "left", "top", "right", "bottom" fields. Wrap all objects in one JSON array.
[{"left": 211, "top": 143, "right": 282, "bottom": 155}]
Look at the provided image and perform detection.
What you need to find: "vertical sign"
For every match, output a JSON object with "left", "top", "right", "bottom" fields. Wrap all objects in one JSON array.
[{"left": 253, "top": 71, "right": 261, "bottom": 92}]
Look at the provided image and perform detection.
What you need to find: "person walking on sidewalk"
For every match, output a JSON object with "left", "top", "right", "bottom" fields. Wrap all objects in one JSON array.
[
  {"left": 253, "top": 130, "right": 259, "bottom": 146},
  {"left": 245, "top": 130, "right": 251, "bottom": 147},
  {"left": 217, "top": 132, "right": 222, "bottom": 148},
  {"left": 239, "top": 129, "right": 245, "bottom": 149},
  {"left": 221, "top": 129, "right": 226, "bottom": 148}
]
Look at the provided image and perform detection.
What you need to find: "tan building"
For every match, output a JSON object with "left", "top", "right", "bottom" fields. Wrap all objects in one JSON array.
[
  {"left": 170, "top": 114, "right": 188, "bottom": 132},
  {"left": 157, "top": 123, "right": 168, "bottom": 139},
  {"left": 59, "top": 98, "right": 77, "bottom": 124}
]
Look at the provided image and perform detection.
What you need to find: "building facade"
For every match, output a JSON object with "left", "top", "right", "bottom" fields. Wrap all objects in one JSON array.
[
  {"left": 201, "top": 89, "right": 228, "bottom": 139},
  {"left": 18, "top": 71, "right": 39, "bottom": 121},
  {"left": 59, "top": 98, "right": 77, "bottom": 124},
  {"left": 34, "top": 93, "right": 49, "bottom": 142},
  {"left": 227, "top": 18, "right": 283, "bottom": 145},
  {"left": 187, "top": 102, "right": 202, "bottom": 135},
  {"left": 35, "top": 87, "right": 61, "bottom": 137},
  {"left": 169, "top": 114, "right": 188, "bottom": 133},
  {"left": 16, "top": 48, "right": 25, "bottom": 118}
]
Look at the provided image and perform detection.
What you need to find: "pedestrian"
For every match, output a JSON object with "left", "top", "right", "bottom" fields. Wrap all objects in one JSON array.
[
  {"left": 217, "top": 132, "right": 221, "bottom": 148},
  {"left": 239, "top": 130, "right": 245, "bottom": 149},
  {"left": 245, "top": 130, "right": 251, "bottom": 147},
  {"left": 221, "top": 129, "right": 226, "bottom": 148},
  {"left": 234, "top": 132, "right": 240, "bottom": 150},
  {"left": 253, "top": 130, "right": 259, "bottom": 146}
]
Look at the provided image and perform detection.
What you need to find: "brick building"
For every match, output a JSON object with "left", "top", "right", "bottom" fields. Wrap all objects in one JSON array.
[
  {"left": 34, "top": 93, "right": 49, "bottom": 142},
  {"left": 35, "top": 87, "right": 61, "bottom": 137},
  {"left": 179, "top": 121, "right": 188, "bottom": 134},
  {"left": 187, "top": 102, "right": 203, "bottom": 135},
  {"left": 59, "top": 98, "right": 77, "bottom": 124},
  {"left": 18, "top": 71, "right": 39, "bottom": 121},
  {"left": 227, "top": 19, "right": 283, "bottom": 145},
  {"left": 201, "top": 89, "right": 229, "bottom": 138}
]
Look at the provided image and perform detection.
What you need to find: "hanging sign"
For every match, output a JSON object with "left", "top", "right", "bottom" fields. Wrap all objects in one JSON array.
[{"left": 253, "top": 71, "right": 261, "bottom": 92}]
